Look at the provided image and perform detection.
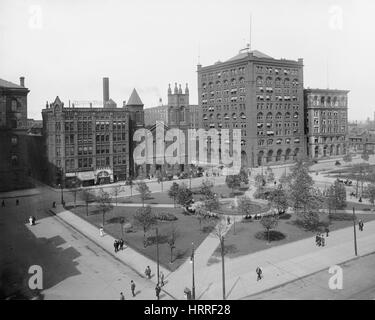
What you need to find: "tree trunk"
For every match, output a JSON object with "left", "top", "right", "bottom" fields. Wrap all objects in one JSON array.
[
  {"left": 221, "top": 238, "right": 226, "bottom": 300},
  {"left": 170, "top": 247, "right": 173, "bottom": 263},
  {"left": 267, "top": 228, "right": 270, "bottom": 243},
  {"left": 86, "top": 202, "right": 88, "bottom": 216},
  {"left": 102, "top": 211, "right": 105, "bottom": 227}
]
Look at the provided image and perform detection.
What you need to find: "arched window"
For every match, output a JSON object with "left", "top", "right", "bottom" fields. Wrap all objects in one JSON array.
[
  {"left": 231, "top": 78, "right": 236, "bottom": 86},
  {"left": 180, "top": 106, "right": 185, "bottom": 122},
  {"left": 224, "top": 113, "right": 229, "bottom": 120},
  {"left": 232, "top": 113, "right": 237, "bottom": 120},
  {"left": 203, "top": 114, "right": 208, "bottom": 120},
  {"left": 292, "top": 79, "right": 299, "bottom": 87},
  {"left": 266, "top": 77, "right": 272, "bottom": 86},
  {"left": 276, "top": 112, "right": 282, "bottom": 120},
  {"left": 217, "top": 113, "right": 221, "bottom": 120},
  {"left": 267, "top": 150, "right": 273, "bottom": 162},
  {"left": 240, "top": 112, "right": 246, "bottom": 120},
  {"left": 293, "top": 112, "right": 299, "bottom": 119},
  {"left": 321, "top": 96, "right": 325, "bottom": 105},
  {"left": 216, "top": 81, "right": 221, "bottom": 88},
  {"left": 285, "top": 112, "right": 291, "bottom": 120},
  {"left": 266, "top": 112, "right": 273, "bottom": 120},
  {"left": 275, "top": 77, "right": 281, "bottom": 87},
  {"left": 257, "top": 112, "right": 263, "bottom": 121},
  {"left": 256, "top": 76, "right": 263, "bottom": 86},
  {"left": 284, "top": 78, "right": 290, "bottom": 86}
]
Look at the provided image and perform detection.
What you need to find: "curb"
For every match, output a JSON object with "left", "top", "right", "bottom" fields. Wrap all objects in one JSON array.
[{"left": 46, "top": 208, "right": 178, "bottom": 300}]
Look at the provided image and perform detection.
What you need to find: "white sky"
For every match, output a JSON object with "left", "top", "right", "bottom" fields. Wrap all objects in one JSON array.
[{"left": 0, "top": 0, "right": 374, "bottom": 121}]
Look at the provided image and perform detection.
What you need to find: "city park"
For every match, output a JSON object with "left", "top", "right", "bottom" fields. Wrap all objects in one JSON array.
[{"left": 53, "top": 152, "right": 375, "bottom": 298}]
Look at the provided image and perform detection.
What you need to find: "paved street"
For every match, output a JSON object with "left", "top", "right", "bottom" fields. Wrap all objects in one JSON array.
[
  {"left": 248, "top": 252, "right": 375, "bottom": 300},
  {"left": 0, "top": 186, "right": 169, "bottom": 300}
]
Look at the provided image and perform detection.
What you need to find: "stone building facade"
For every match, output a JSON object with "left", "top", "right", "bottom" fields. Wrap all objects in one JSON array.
[
  {"left": 197, "top": 49, "right": 306, "bottom": 168},
  {"left": 304, "top": 89, "right": 349, "bottom": 158}
]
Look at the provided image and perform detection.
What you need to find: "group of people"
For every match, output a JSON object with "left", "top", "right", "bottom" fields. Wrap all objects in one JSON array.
[
  {"left": 29, "top": 216, "right": 36, "bottom": 226},
  {"left": 1, "top": 199, "right": 20, "bottom": 207},
  {"left": 114, "top": 238, "right": 125, "bottom": 252},
  {"left": 120, "top": 270, "right": 165, "bottom": 300},
  {"left": 315, "top": 232, "right": 326, "bottom": 247}
]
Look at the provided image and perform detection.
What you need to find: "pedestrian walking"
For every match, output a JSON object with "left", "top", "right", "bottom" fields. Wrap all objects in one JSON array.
[
  {"left": 315, "top": 233, "right": 321, "bottom": 246},
  {"left": 120, "top": 292, "right": 125, "bottom": 300},
  {"left": 145, "top": 266, "right": 152, "bottom": 279},
  {"left": 130, "top": 280, "right": 136, "bottom": 297},
  {"left": 52, "top": 201, "right": 56, "bottom": 208},
  {"left": 16, "top": 199, "right": 19, "bottom": 206},
  {"left": 160, "top": 271, "right": 165, "bottom": 286},
  {"left": 114, "top": 240, "right": 119, "bottom": 252},
  {"left": 227, "top": 216, "right": 231, "bottom": 225},
  {"left": 119, "top": 238, "right": 124, "bottom": 250},
  {"left": 99, "top": 227, "right": 104, "bottom": 237},
  {"left": 359, "top": 219, "right": 364, "bottom": 231},
  {"left": 32, "top": 216, "right": 36, "bottom": 225},
  {"left": 155, "top": 284, "right": 161, "bottom": 300},
  {"left": 1, "top": 200, "right": 5, "bottom": 207},
  {"left": 256, "top": 267, "right": 263, "bottom": 281},
  {"left": 29, "top": 216, "right": 33, "bottom": 226},
  {"left": 321, "top": 234, "right": 325, "bottom": 247}
]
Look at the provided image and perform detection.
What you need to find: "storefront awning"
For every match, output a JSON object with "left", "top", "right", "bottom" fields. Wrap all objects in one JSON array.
[{"left": 77, "top": 171, "right": 95, "bottom": 181}]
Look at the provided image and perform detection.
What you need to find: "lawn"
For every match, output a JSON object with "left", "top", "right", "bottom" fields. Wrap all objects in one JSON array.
[
  {"left": 207, "top": 211, "right": 375, "bottom": 265},
  {"left": 117, "top": 183, "right": 249, "bottom": 206},
  {"left": 69, "top": 204, "right": 218, "bottom": 271}
]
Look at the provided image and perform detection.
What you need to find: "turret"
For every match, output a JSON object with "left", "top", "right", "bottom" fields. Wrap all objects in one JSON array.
[
  {"left": 185, "top": 83, "right": 189, "bottom": 95},
  {"left": 168, "top": 83, "right": 172, "bottom": 95},
  {"left": 174, "top": 82, "right": 178, "bottom": 94}
]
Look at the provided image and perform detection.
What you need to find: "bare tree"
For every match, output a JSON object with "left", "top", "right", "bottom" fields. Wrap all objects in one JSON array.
[
  {"left": 111, "top": 184, "right": 123, "bottom": 206},
  {"left": 133, "top": 205, "right": 157, "bottom": 247},
  {"left": 96, "top": 188, "right": 113, "bottom": 228},
  {"left": 211, "top": 221, "right": 230, "bottom": 300},
  {"left": 167, "top": 222, "right": 179, "bottom": 263},
  {"left": 81, "top": 189, "right": 93, "bottom": 216},
  {"left": 260, "top": 214, "right": 279, "bottom": 243}
]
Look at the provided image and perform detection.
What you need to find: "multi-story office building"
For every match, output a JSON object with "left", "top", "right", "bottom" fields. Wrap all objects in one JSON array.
[
  {"left": 0, "top": 77, "right": 34, "bottom": 191},
  {"left": 304, "top": 89, "right": 349, "bottom": 158},
  {"left": 144, "top": 103, "right": 169, "bottom": 127},
  {"left": 42, "top": 79, "right": 144, "bottom": 186},
  {"left": 197, "top": 48, "right": 306, "bottom": 168}
]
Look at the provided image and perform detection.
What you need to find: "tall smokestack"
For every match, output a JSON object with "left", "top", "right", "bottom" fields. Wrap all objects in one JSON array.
[
  {"left": 103, "top": 77, "right": 109, "bottom": 107},
  {"left": 20, "top": 76, "right": 25, "bottom": 87}
]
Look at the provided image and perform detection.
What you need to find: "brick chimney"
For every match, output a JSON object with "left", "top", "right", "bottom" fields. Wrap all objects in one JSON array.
[{"left": 20, "top": 76, "right": 25, "bottom": 87}]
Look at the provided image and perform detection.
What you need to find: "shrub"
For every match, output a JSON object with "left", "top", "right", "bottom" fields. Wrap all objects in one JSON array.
[
  {"left": 255, "top": 230, "right": 286, "bottom": 241},
  {"left": 329, "top": 212, "right": 353, "bottom": 221},
  {"left": 156, "top": 212, "right": 178, "bottom": 221}
]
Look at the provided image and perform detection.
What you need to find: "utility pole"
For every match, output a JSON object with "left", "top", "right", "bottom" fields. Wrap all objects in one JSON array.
[
  {"left": 156, "top": 227, "right": 160, "bottom": 284},
  {"left": 221, "top": 236, "right": 226, "bottom": 300},
  {"left": 353, "top": 207, "right": 358, "bottom": 256},
  {"left": 191, "top": 242, "right": 196, "bottom": 300}
]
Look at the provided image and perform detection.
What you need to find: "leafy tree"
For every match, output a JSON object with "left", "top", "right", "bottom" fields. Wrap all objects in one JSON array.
[
  {"left": 326, "top": 180, "right": 347, "bottom": 214},
  {"left": 168, "top": 182, "right": 180, "bottom": 207},
  {"left": 364, "top": 183, "right": 375, "bottom": 206},
  {"left": 136, "top": 181, "right": 151, "bottom": 207},
  {"left": 200, "top": 180, "right": 214, "bottom": 199},
  {"left": 268, "top": 187, "right": 289, "bottom": 214},
  {"left": 96, "top": 188, "right": 113, "bottom": 227},
  {"left": 238, "top": 167, "right": 249, "bottom": 185},
  {"left": 204, "top": 193, "right": 220, "bottom": 213},
  {"left": 254, "top": 173, "right": 266, "bottom": 189},
  {"left": 343, "top": 153, "right": 352, "bottom": 163},
  {"left": 225, "top": 175, "right": 241, "bottom": 195},
  {"left": 133, "top": 205, "right": 157, "bottom": 247},
  {"left": 238, "top": 196, "right": 253, "bottom": 217},
  {"left": 361, "top": 150, "right": 369, "bottom": 161},
  {"left": 81, "top": 189, "right": 93, "bottom": 216},
  {"left": 260, "top": 214, "right": 279, "bottom": 243},
  {"left": 111, "top": 185, "right": 122, "bottom": 206},
  {"left": 267, "top": 171, "right": 275, "bottom": 184},
  {"left": 176, "top": 183, "right": 193, "bottom": 207}
]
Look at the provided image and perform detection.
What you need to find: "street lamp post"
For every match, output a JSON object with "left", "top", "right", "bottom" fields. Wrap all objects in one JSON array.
[
  {"left": 190, "top": 242, "right": 196, "bottom": 300},
  {"left": 156, "top": 227, "right": 160, "bottom": 285},
  {"left": 59, "top": 183, "right": 64, "bottom": 205},
  {"left": 352, "top": 207, "right": 358, "bottom": 256}
]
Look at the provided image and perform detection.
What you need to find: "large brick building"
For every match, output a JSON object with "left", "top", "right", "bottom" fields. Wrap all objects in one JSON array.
[
  {"left": 304, "top": 88, "right": 349, "bottom": 158},
  {"left": 0, "top": 77, "right": 34, "bottom": 191},
  {"left": 197, "top": 48, "right": 306, "bottom": 168},
  {"left": 41, "top": 80, "right": 144, "bottom": 186}
]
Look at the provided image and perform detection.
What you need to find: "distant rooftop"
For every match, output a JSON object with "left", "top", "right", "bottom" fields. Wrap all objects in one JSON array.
[
  {"left": 225, "top": 49, "right": 274, "bottom": 62},
  {"left": 127, "top": 88, "right": 143, "bottom": 106},
  {"left": 0, "top": 78, "right": 25, "bottom": 89}
]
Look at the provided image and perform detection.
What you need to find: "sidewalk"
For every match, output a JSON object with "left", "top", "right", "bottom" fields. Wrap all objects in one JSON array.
[
  {"left": 49, "top": 208, "right": 176, "bottom": 299},
  {"left": 0, "top": 188, "right": 40, "bottom": 199}
]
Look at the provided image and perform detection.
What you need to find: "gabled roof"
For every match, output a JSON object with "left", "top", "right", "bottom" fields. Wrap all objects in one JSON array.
[
  {"left": 127, "top": 89, "right": 143, "bottom": 106},
  {"left": 225, "top": 50, "right": 273, "bottom": 62},
  {"left": 0, "top": 78, "right": 24, "bottom": 89},
  {"left": 53, "top": 96, "right": 62, "bottom": 105}
]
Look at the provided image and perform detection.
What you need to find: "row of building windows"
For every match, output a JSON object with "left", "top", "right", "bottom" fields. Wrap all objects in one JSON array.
[
  {"left": 256, "top": 66, "right": 298, "bottom": 76},
  {"left": 203, "top": 113, "right": 247, "bottom": 121},
  {"left": 258, "top": 129, "right": 300, "bottom": 136},
  {"left": 257, "top": 112, "right": 299, "bottom": 120},
  {"left": 257, "top": 103, "right": 300, "bottom": 111},
  {"left": 256, "top": 77, "right": 299, "bottom": 87},
  {"left": 258, "top": 138, "right": 300, "bottom": 145},
  {"left": 201, "top": 67, "right": 246, "bottom": 82}
]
